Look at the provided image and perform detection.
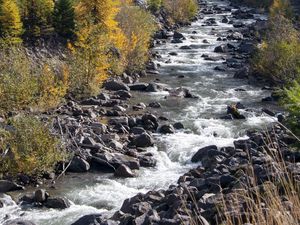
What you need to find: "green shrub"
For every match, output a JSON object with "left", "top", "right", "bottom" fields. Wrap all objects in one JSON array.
[
  {"left": 252, "top": 15, "right": 300, "bottom": 85},
  {"left": 0, "top": 116, "right": 64, "bottom": 175},
  {"left": 282, "top": 81, "right": 300, "bottom": 136},
  {"left": 0, "top": 46, "right": 68, "bottom": 112},
  {"left": 148, "top": 0, "right": 162, "bottom": 12},
  {"left": 163, "top": 0, "right": 198, "bottom": 24}
]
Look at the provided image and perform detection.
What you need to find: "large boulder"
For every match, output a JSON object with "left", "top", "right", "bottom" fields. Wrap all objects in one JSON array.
[
  {"left": 0, "top": 180, "right": 24, "bottom": 193},
  {"left": 34, "top": 189, "right": 48, "bottom": 203},
  {"left": 44, "top": 197, "right": 71, "bottom": 209},
  {"left": 104, "top": 79, "right": 130, "bottom": 91},
  {"left": 128, "top": 83, "right": 148, "bottom": 91},
  {"left": 191, "top": 145, "right": 220, "bottom": 163},
  {"left": 173, "top": 31, "right": 185, "bottom": 40},
  {"left": 114, "top": 164, "right": 135, "bottom": 178},
  {"left": 158, "top": 124, "right": 175, "bottom": 134},
  {"left": 214, "top": 45, "right": 228, "bottom": 53},
  {"left": 132, "top": 133, "right": 154, "bottom": 148},
  {"left": 71, "top": 214, "right": 103, "bottom": 225},
  {"left": 92, "top": 152, "right": 140, "bottom": 170},
  {"left": 68, "top": 157, "right": 90, "bottom": 173}
]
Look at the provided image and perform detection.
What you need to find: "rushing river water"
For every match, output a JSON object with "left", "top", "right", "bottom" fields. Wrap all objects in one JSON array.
[{"left": 0, "top": 0, "right": 279, "bottom": 224}]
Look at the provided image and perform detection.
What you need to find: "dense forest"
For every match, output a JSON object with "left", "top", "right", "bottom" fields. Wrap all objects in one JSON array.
[{"left": 0, "top": 0, "right": 300, "bottom": 225}]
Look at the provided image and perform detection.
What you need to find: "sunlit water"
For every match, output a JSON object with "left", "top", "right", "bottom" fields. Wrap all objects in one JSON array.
[{"left": 0, "top": 1, "right": 278, "bottom": 224}]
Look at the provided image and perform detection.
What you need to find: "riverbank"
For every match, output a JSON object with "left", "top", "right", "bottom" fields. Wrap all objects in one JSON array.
[{"left": 0, "top": 0, "right": 290, "bottom": 224}]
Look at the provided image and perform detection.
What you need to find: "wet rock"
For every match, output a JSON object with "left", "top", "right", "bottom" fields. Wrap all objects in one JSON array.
[
  {"left": 129, "top": 83, "right": 148, "bottom": 91},
  {"left": 104, "top": 80, "right": 130, "bottom": 91},
  {"left": 93, "top": 152, "right": 140, "bottom": 170},
  {"left": 45, "top": 197, "right": 71, "bottom": 209},
  {"left": 133, "top": 103, "right": 147, "bottom": 111},
  {"left": 68, "top": 157, "right": 90, "bottom": 173},
  {"left": 141, "top": 114, "right": 159, "bottom": 130},
  {"left": 139, "top": 156, "right": 157, "bottom": 168},
  {"left": 0, "top": 180, "right": 24, "bottom": 193},
  {"left": 262, "top": 108, "right": 275, "bottom": 117},
  {"left": 169, "top": 52, "right": 178, "bottom": 56},
  {"left": 71, "top": 214, "right": 103, "bottom": 225},
  {"left": 179, "top": 45, "right": 192, "bottom": 50},
  {"left": 227, "top": 104, "right": 246, "bottom": 119},
  {"left": 158, "top": 124, "right": 175, "bottom": 134},
  {"left": 146, "top": 83, "right": 160, "bottom": 92},
  {"left": 173, "top": 122, "right": 184, "bottom": 130},
  {"left": 233, "top": 67, "right": 249, "bottom": 79},
  {"left": 109, "top": 140, "right": 124, "bottom": 150},
  {"left": 220, "top": 114, "right": 234, "bottom": 120},
  {"left": 149, "top": 102, "right": 161, "bottom": 108},
  {"left": 171, "top": 39, "right": 183, "bottom": 44},
  {"left": 222, "top": 16, "right": 229, "bottom": 23},
  {"left": 133, "top": 133, "right": 154, "bottom": 148},
  {"left": 114, "top": 164, "right": 135, "bottom": 178},
  {"left": 131, "top": 127, "right": 146, "bottom": 135},
  {"left": 98, "top": 93, "right": 110, "bottom": 101},
  {"left": 214, "top": 66, "right": 226, "bottom": 71},
  {"left": 34, "top": 189, "right": 48, "bottom": 203},
  {"left": 227, "top": 32, "right": 243, "bottom": 40},
  {"left": 109, "top": 117, "right": 129, "bottom": 126},
  {"left": 214, "top": 44, "right": 228, "bottom": 53},
  {"left": 115, "top": 90, "right": 132, "bottom": 100},
  {"left": 3, "top": 220, "right": 37, "bottom": 225},
  {"left": 173, "top": 31, "right": 185, "bottom": 40},
  {"left": 191, "top": 145, "right": 218, "bottom": 163}
]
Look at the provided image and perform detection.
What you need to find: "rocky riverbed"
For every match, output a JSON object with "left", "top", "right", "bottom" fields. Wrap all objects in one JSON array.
[{"left": 0, "top": 0, "right": 295, "bottom": 224}]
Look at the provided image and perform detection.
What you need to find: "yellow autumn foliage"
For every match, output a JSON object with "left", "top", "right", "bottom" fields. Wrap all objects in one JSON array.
[
  {"left": 117, "top": 2, "right": 157, "bottom": 72},
  {"left": 0, "top": 0, "right": 23, "bottom": 43}
]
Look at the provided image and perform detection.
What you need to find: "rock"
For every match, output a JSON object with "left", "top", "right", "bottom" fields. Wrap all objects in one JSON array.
[
  {"left": 171, "top": 39, "right": 183, "bottom": 44},
  {"left": 115, "top": 90, "right": 132, "bottom": 100},
  {"left": 169, "top": 52, "right": 178, "bottom": 56},
  {"left": 142, "top": 114, "right": 159, "bottom": 130},
  {"left": 133, "top": 133, "right": 154, "bottom": 148},
  {"left": 146, "top": 83, "right": 160, "bottom": 92},
  {"left": 109, "top": 117, "right": 129, "bottom": 126},
  {"left": 139, "top": 156, "right": 157, "bottom": 168},
  {"left": 233, "top": 67, "right": 249, "bottom": 79},
  {"left": 220, "top": 114, "right": 234, "bottom": 120},
  {"left": 129, "top": 83, "right": 148, "bottom": 91},
  {"left": 158, "top": 124, "right": 175, "bottom": 134},
  {"left": 34, "top": 189, "right": 48, "bottom": 203},
  {"left": 173, "top": 122, "right": 184, "bottom": 130},
  {"left": 179, "top": 45, "right": 192, "bottom": 50},
  {"left": 0, "top": 180, "right": 24, "bottom": 193},
  {"left": 93, "top": 152, "right": 140, "bottom": 170},
  {"left": 214, "top": 66, "right": 226, "bottom": 71},
  {"left": 222, "top": 16, "right": 229, "bottom": 23},
  {"left": 114, "top": 164, "right": 135, "bottom": 178},
  {"left": 98, "top": 93, "right": 110, "bottom": 101},
  {"left": 3, "top": 220, "right": 37, "bottom": 225},
  {"left": 131, "top": 127, "right": 146, "bottom": 135},
  {"left": 262, "top": 108, "right": 275, "bottom": 117},
  {"left": 71, "top": 214, "right": 103, "bottom": 225},
  {"left": 68, "top": 157, "right": 90, "bottom": 173},
  {"left": 104, "top": 79, "right": 130, "bottom": 91},
  {"left": 90, "top": 123, "right": 107, "bottom": 135},
  {"left": 228, "top": 32, "right": 243, "bottom": 40},
  {"left": 214, "top": 45, "right": 228, "bottom": 53},
  {"left": 109, "top": 140, "right": 124, "bottom": 150},
  {"left": 149, "top": 102, "right": 161, "bottom": 108},
  {"left": 44, "top": 197, "right": 71, "bottom": 209},
  {"left": 227, "top": 104, "right": 246, "bottom": 119},
  {"left": 173, "top": 31, "right": 185, "bottom": 40},
  {"left": 133, "top": 103, "right": 146, "bottom": 111},
  {"left": 191, "top": 145, "right": 218, "bottom": 163},
  {"left": 72, "top": 214, "right": 103, "bottom": 225}
]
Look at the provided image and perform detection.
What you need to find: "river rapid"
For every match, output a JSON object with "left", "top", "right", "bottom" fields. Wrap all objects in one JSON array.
[{"left": 0, "top": 0, "right": 279, "bottom": 224}]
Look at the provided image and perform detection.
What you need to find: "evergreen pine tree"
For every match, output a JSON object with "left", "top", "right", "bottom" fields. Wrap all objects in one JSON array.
[
  {"left": 53, "top": 0, "right": 75, "bottom": 39},
  {"left": 22, "top": 0, "right": 54, "bottom": 38},
  {"left": 0, "top": 0, "right": 23, "bottom": 43}
]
